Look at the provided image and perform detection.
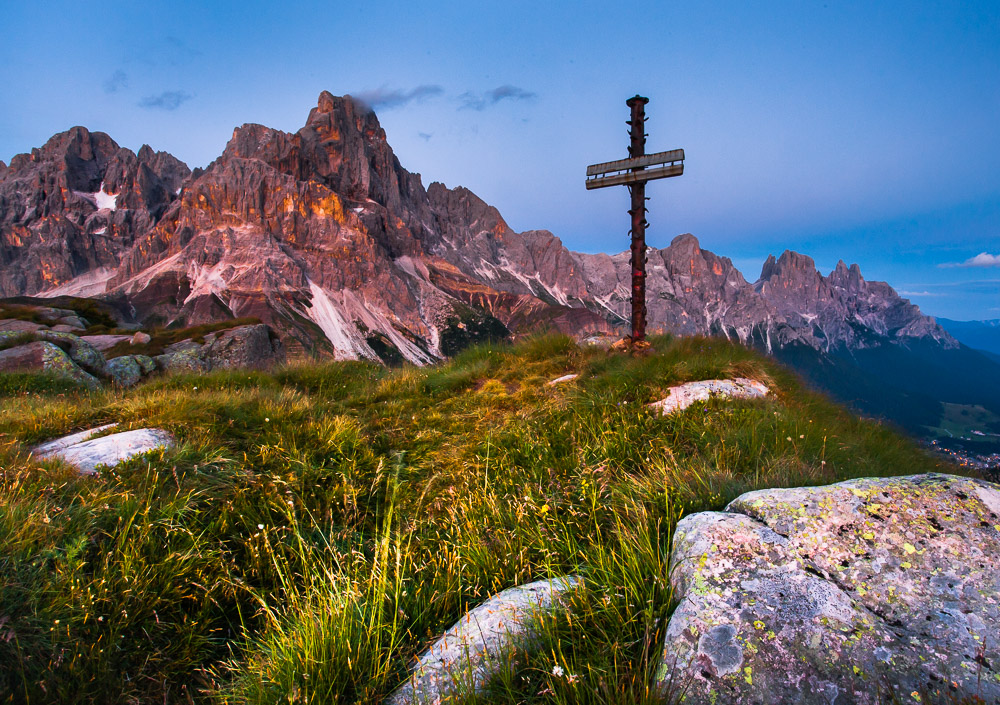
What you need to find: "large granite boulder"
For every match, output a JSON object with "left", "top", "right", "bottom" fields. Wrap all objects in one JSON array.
[
  {"left": 33, "top": 426, "right": 175, "bottom": 474},
  {"left": 154, "top": 348, "right": 208, "bottom": 373},
  {"left": 203, "top": 323, "right": 285, "bottom": 370},
  {"left": 648, "top": 378, "right": 769, "bottom": 416},
  {"left": 659, "top": 473, "right": 1000, "bottom": 704},
  {"left": 37, "top": 330, "right": 106, "bottom": 374},
  {"left": 105, "top": 355, "right": 143, "bottom": 387},
  {"left": 388, "top": 576, "right": 581, "bottom": 704},
  {"left": 0, "top": 340, "right": 100, "bottom": 389}
]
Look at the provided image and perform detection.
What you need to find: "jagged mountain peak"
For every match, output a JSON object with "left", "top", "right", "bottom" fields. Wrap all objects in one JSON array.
[
  {"left": 6, "top": 126, "right": 119, "bottom": 192},
  {"left": 773, "top": 249, "right": 819, "bottom": 275},
  {"left": 829, "top": 259, "right": 865, "bottom": 291},
  {"left": 669, "top": 232, "right": 702, "bottom": 249}
]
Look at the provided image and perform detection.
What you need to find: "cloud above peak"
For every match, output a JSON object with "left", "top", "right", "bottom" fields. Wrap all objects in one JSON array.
[
  {"left": 353, "top": 85, "right": 444, "bottom": 111},
  {"left": 459, "top": 85, "right": 537, "bottom": 111},
  {"left": 138, "top": 91, "right": 192, "bottom": 110},
  {"left": 940, "top": 252, "right": 1000, "bottom": 268},
  {"left": 103, "top": 70, "right": 128, "bottom": 94}
]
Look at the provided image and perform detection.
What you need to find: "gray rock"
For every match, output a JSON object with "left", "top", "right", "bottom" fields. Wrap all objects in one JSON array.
[
  {"left": 0, "top": 318, "right": 45, "bottom": 333},
  {"left": 203, "top": 324, "right": 285, "bottom": 370},
  {"left": 388, "top": 576, "right": 581, "bottom": 704},
  {"left": 1, "top": 332, "right": 18, "bottom": 347},
  {"left": 658, "top": 473, "right": 1000, "bottom": 704},
  {"left": 648, "top": 378, "right": 769, "bottom": 416},
  {"left": 0, "top": 340, "right": 100, "bottom": 389},
  {"left": 134, "top": 354, "right": 156, "bottom": 374},
  {"left": 31, "top": 306, "right": 78, "bottom": 324},
  {"left": 106, "top": 355, "right": 143, "bottom": 387},
  {"left": 80, "top": 334, "right": 130, "bottom": 351},
  {"left": 154, "top": 349, "right": 208, "bottom": 373},
  {"left": 130, "top": 331, "right": 151, "bottom": 345},
  {"left": 32, "top": 423, "right": 118, "bottom": 457},
  {"left": 33, "top": 427, "right": 175, "bottom": 474},
  {"left": 37, "top": 330, "right": 106, "bottom": 374},
  {"left": 163, "top": 339, "right": 203, "bottom": 355},
  {"left": 547, "top": 373, "right": 578, "bottom": 386},
  {"left": 55, "top": 314, "right": 88, "bottom": 330}
]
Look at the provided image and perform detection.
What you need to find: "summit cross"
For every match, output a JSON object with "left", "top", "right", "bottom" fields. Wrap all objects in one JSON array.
[{"left": 586, "top": 95, "right": 685, "bottom": 344}]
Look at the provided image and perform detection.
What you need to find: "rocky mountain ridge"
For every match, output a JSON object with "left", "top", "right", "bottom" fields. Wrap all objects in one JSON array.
[{"left": 0, "top": 92, "right": 956, "bottom": 366}]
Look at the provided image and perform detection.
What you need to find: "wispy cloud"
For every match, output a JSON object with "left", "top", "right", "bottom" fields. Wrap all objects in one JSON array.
[
  {"left": 138, "top": 90, "right": 193, "bottom": 110},
  {"left": 418, "top": 132, "right": 433, "bottom": 141},
  {"left": 459, "top": 85, "right": 537, "bottom": 111},
  {"left": 939, "top": 252, "right": 1000, "bottom": 268},
  {"left": 103, "top": 70, "right": 129, "bottom": 94},
  {"left": 898, "top": 290, "right": 946, "bottom": 297},
  {"left": 353, "top": 85, "right": 444, "bottom": 111}
]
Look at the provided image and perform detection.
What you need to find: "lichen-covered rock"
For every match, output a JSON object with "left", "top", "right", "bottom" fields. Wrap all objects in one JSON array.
[
  {"left": 0, "top": 340, "right": 100, "bottom": 389},
  {"left": 659, "top": 473, "right": 1000, "bottom": 704},
  {"left": 203, "top": 324, "right": 285, "bottom": 370},
  {"left": 33, "top": 427, "right": 175, "bottom": 474},
  {"left": 388, "top": 576, "right": 581, "bottom": 704},
  {"left": 37, "top": 330, "right": 106, "bottom": 374},
  {"left": 154, "top": 349, "right": 208, "bottom": 373},
  {"left": 134, "top": 354, "right": 156, "bottom": 375},
  {"left": 106, "top": 355, "right": 144, "bottom": 387},
  {"left": 649, "top": 377, "right": 768, "bottom": 416}
]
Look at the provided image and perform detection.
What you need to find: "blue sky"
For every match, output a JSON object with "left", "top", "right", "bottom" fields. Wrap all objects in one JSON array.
[{"left": 2, "top": 1, "right": 998, "bottom": 320}]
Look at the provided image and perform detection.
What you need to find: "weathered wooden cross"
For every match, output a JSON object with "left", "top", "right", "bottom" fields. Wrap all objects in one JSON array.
[{"left": 586, "top": 95, "right": 685, "bottom": 343}]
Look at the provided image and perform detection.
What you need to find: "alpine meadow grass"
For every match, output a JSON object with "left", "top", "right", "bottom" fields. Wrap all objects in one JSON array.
[{"left": 0, "top": 334, "right": 959, "bottom": 704}]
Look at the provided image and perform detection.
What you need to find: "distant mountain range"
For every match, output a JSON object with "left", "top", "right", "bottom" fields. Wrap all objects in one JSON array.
[
  {"left": 937, "top": 318, "right": 1000, "bottom": 360},
  {"left": 3, "top": 91, "right": 1000, "bottom": 441}
]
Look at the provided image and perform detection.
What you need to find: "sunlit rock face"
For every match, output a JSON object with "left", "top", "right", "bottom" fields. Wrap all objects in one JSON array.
[
  {"left": 102, "top": 92, "right": 613, "bottom": 362},
  {"left": 0, "top": 92, "right": 952, "bottom": 363},
  {"left": 0, "top": 126, "right": 188, "bottom": 297}
]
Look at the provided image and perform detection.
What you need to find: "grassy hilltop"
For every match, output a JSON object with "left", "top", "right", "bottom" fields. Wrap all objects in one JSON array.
[{"left": 0, "top": 335, "right": 955, "bottom": 704}]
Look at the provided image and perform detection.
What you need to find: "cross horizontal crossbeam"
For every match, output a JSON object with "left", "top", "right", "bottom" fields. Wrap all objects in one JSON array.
[
  {"left": 585, "top": 162, "right": 683, "bottom": 190},
  {"left": 585, "top": 148, "right": 685, "bottom": 177}
]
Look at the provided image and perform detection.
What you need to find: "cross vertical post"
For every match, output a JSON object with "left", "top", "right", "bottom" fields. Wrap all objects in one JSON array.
[
  {"left": 627, "top": 95, "right": 649, "bottom": 342},
  {"left": 585, "top": 96, "right": 685, "bottom": 346}
]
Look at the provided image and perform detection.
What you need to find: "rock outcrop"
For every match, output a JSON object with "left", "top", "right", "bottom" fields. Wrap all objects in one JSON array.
[
  {"left": 0, "top": 304, "right": 284, "bottom": 387},
  {"left": 648, "top": 378, "right": 769, "bottom": 415},
  {"left": 388, "top": 576, "right": 581, "bottom": 705},
  {"left": 659, "top": 473, "right": 1000, "bottom": 704},
  {"left": 0, "top": 339, "right": 100, "bottom": 389},
  {"left": 33, "top": 425, "right": 175, "bottom": 474}
]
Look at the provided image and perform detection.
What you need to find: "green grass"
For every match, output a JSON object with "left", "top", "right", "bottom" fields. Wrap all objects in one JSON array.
[
  {"left": 927, "top": 402, "right": 1000, "bottom": 439},
  {"left": 0, "top": 334, "right": 959, "bottom": 704}
]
